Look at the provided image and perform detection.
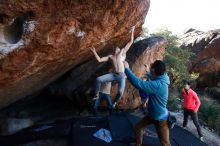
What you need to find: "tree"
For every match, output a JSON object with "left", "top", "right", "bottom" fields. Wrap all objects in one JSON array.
[{"left": 151, "top": 28, "right": 197, "bottom": 89}]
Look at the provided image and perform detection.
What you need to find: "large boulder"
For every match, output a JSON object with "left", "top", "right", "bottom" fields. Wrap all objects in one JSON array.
[
  {"left": 180, "top": 29, "right": 220, "bottom": 88},
  {"left": 49, "top": 36, "right": 168, "bottom": 109},
  {"left": 0, "top": 0, "right": 150, "bottom": 109}
]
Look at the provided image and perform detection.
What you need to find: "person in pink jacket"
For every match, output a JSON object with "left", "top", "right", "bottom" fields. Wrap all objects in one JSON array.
[{"left": 182, "top": 81, "right": 204, "bottom": 141}]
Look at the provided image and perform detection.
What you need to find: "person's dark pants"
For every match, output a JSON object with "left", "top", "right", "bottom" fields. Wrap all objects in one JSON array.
[
  {"left": 93, "top": 92, "right": 113, "bottom": 116},
  {"left": 135, "top": 115, "right": 170, "bottom": 146},
  {"left": 95, "top": 73, "right": 126, "bottom": 103},
  {"left": 183, "top": 108, "right": 203, "bottom": 137}
]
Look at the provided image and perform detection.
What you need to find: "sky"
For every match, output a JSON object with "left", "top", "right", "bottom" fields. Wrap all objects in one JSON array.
[{"left": 144, "top": 0, "right": 220, "bottom": 35}]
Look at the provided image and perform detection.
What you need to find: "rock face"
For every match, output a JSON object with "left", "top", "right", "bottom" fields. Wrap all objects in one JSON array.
[
  {"left": 180, "top": 29, "right": 220, "bottom": 97},
  {"left": 0, "top": 0, "right": 150, "bottom": 109},
  {"left": 49, "top": 36, "right": 168, "bottom": 109}
]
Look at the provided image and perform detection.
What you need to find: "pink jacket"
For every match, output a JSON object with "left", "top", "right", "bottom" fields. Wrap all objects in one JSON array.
[{"left": 183, "top": 88, "right": 201, "bottom": 112}]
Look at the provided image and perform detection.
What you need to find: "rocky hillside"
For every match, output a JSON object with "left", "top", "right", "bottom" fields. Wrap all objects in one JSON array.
[{"left": 180, "top": 29, "right": 220, "bottom": 97}]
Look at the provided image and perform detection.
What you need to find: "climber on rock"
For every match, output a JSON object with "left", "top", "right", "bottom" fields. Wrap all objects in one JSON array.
[{"left": 91, "top": 25, "right": 135, "bottom": 108}]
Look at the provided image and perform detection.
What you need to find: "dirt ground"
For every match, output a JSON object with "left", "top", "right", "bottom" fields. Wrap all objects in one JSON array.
[{"left": 172, "top": 112, "right": 220, "bottom": 146}]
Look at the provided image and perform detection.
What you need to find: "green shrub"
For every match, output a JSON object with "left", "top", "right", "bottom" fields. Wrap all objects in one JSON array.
[
  {"left": 167, "top": 89, "right": 183, "bottom": 111},
  {"left": 199, "top": 95, "right": 220, "bottom": 134},
  {"left": 150, "top": 28, "right": 197, "bottom": 89}
]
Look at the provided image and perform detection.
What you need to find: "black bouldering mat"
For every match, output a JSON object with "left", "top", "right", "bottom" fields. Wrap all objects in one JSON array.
[
  {"left": 0, "top": 112, "right": 208, "bottom": 146},
  {"left": 127, "top": 112, "right": 208, "bottom": 146},
  {"left": 70, "top": 116, "right": 129, "bottom": 146},
  {"left": 108, "top": 113, "right": 135, "bottom": 142},
  {"left": 169, "top": 125, "right": 207, "bottom": 146}
]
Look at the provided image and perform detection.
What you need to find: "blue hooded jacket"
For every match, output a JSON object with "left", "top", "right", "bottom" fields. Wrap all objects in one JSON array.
[{"left": 125, "top": 68, "right": 170, "bottom": 121}]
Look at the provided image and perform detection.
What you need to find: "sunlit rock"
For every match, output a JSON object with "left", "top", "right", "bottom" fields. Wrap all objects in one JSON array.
[{"left": 0, "top": 0, "right": 150, "bottom": 109}]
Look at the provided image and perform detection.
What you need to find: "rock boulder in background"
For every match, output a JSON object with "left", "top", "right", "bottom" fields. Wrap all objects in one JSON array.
[
  {"left": 180, "top": 29, "right": 220, "bottom": 97},
  {"left": 49, "top": 36, "right": 168, "bottom": 109}
]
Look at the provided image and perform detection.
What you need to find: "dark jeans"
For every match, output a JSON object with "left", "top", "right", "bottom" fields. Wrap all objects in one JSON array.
[
  {"left": 183, "top": 109, "right": 203, "bottom": 137},
  {"left": 93, "top": 92, "right": 113, "bottom": 115},
  {"left": 95, "top": 73, "right": 126, "bottom": 103},
  {"left": 135, "top": 115, "right": 170, "bottom": 146}
]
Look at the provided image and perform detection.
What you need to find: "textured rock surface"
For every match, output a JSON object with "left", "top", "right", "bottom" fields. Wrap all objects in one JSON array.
[
  {"left": 180, "top": 29, "right": 220, "bottom": 88},
  {"left": 49, "top": 36, "right": 168, "bottom": 109},
  {"left": 0, "top": 0, "right": 150, "bottom": 109}
]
